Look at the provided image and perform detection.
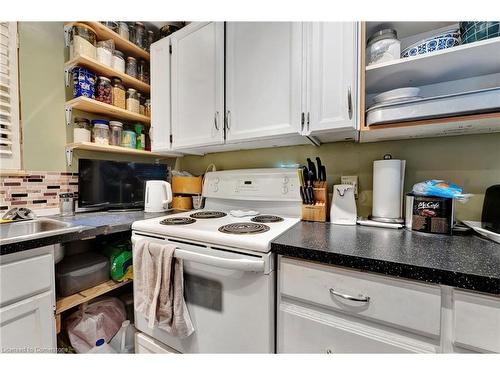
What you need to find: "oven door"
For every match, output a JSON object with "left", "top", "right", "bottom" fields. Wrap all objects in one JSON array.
[{"left": 131, "top": 232, "right": 275, "bottom": 353}]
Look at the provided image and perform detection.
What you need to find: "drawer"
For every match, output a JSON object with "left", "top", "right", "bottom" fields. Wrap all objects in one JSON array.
[
  {"left": 277, "top": 302, "right": 436, "bottom": 353},
  {"left": 279, "top": 257, "right": 442, "bottom": 337},
  {"left": 453, "top": 290, "right": 500, "bottom": 353},
  {"left": 0, "top": 253, "right": 54, "bottom": 306},
  {"left": 135, "top": 333, "right": 179, "bottom": 354}
]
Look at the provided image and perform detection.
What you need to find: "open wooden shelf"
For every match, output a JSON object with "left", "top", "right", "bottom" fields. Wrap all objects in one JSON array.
[
  {"left": 66, "top": 55, "right": 150, "bottom": 93},
  {"left": 66, "top": 96, "right": 151, "bottom": 124},
  {"left": 56, "top": 279, "right": 132, "bottom": 314},
  {"left": 366, "top": 37, "right": 500, "bottom": 94},
  {"left": 66, "top": 141, "right": 180, "bottom": 158},
  {"left": 82, "top": 22, "right": 150, "bottom": 61}
]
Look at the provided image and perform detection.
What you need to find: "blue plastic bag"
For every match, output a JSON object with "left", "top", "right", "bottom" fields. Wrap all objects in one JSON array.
[{"left": 412, "top": 180, "right": 472, "bottom": 202}]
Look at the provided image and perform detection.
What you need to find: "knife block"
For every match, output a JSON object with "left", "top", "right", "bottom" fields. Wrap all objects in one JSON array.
[{"left": 301, "top": 181, "right": 328, "bottom": 222}]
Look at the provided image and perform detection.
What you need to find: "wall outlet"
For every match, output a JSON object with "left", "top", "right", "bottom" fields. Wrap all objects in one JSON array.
[{"left": 341, "top": 175, "right": 358, "bottom": 198}]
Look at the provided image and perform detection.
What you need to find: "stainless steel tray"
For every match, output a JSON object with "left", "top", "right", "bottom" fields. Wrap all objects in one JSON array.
[{"left": 366, "top": 87, "right": 500, "bottom": 126}]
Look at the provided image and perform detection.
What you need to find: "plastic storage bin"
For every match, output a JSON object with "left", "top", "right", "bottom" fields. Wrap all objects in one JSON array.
[{"left": 56, "top": 252, "right": 110, "bottom": 297}]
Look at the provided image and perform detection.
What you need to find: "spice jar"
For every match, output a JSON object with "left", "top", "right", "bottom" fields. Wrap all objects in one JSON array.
[
  {"left": 112, "top": 78, "right": 126, "bottom": 109},
  {"left": 96, "top": 39, "right": 114, "bottom": 67},
  {"left": 126, "top": 88, "right": 139, "bottom": 113},
  {"left": 144, "top": 99, "right": 151, "bottom": 117},
  {"left": 73, "top": 117, "right": 91, "bottom": 143},
  {"left": 126, "top": 56, "right": 138, "bottom": 78},
  {"left": 133, "top": 22, "right": 146, "bottom": 49},
  {"left": 72, "top": 67, "right": 96, "bottom": 99},
  {"left": 138, "top": 59, "right": 149, "bottom": 84},
  {"left": 91, "top": 120, "right": 110, "bottom": 145},
  {"left": 121, "top": 125, "right": 137, "bottom": 148},
  {"left": 112, "top": 50, "right": 125, "bottom": 73},
  {"left": 109, "top": 121, "right": 123, "bottom": 146},
  {"left": 118, "top": 22, "right": 129, "bottom": 40},
  {"left": 69, "top": 23, "right": 97, "bottom": 60},
  {"left": 96, "top": 76, "right": 113, "bottom": 104},
  {"left": 134, "top": 123, "right": 145, "bottom": 150}
]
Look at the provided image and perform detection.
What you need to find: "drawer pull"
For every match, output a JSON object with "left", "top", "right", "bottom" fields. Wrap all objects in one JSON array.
[{"left": 329, "top": 288, "right": 370, "bottom": 303}]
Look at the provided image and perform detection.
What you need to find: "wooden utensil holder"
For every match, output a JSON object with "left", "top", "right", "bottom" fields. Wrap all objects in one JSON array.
[{"left": 301, "top": 181, "right": 329, "bottom": 222}]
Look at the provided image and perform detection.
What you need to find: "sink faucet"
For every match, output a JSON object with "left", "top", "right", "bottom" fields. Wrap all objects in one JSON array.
[{"left": 2, "top": 207, "right": 37, "bottom": 221}]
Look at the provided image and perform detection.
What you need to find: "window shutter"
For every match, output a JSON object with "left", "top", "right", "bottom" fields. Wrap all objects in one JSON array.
[{"left": 0, "top": 22, "right": 21, "bottom": 170}]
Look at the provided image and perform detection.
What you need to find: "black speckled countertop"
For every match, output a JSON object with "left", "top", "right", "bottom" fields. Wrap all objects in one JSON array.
[
  {"left": 271, "top": 222, "right": 500, "bottom": 295},
  {"left": 0, "top": 210, "right": 173, "bottom": 256}
]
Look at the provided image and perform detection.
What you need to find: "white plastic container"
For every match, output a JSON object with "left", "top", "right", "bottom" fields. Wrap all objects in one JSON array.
[
  {"left": 109, "top": 320, "right": 136, "bottom": 353},
  {"left": 88, "top": 339, "right": 117, "bottom": 354}
]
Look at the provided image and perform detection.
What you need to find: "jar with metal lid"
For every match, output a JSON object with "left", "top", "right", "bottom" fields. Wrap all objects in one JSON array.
[
  {"left": 138, "top": 92, "right": 145, "bottom": 115},
  {"left": 68, "top": 22, "right": 97, "bottom": 60},
  {"left": 109, "top": 121, "right": 123, "bottom": 146},
  {"left": 59, "top": 193, "right": 75, "bottom": 217},
  {"left": 112, "top": 50, "right": 125, "bottom": 73},
  {"left": 144, "top": 99, "right": 151, "bottom": 117},
  {"left": 111, "top": 78, "right": 126, "bottom": 109},
  {"left": 126, "top": 56, "right": 138, "bottom": 78},
  {"left": 366, "top": 29, "right": 400, "bottom": 66},
  {"left": 133, "top": 22, "right": 146, "bottom": 49},
  {"left": 121, "top": 125, "right": 137, "bottom": 148},
  {"left": 134, "top": 123, "right": 145, "bottom": 150},
  {"left": 96, "top": 76, "right": 112, "bottom": 104},
  {"left": 146, "top": 30, "right": 155, "bottom": 51},
  {"left": 138, "top": 59, "right": 149, "bottom": 84},
  {"left": 91, "top": 120, "right": 110, "bottom": 145},
  {"left": 126, "top": 88, "right": 140, "bottom": 113},
  {"left": 73, "top": 117, "right": 91, "bottom": 143},
  {"left": 118, "top": 22, "right": 129, "bottom": 40},
  {"left": 101, "top": 21, "right": 119, "bottom": 33},
  {"left": 96, "top": 39, "right": 115, "bottom": 67}
]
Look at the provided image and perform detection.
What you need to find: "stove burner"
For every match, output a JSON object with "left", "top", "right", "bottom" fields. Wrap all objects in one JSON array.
[
  {"left": 251, "top": 215, "right": 284, "bottom": 223},
  {"left": 160, "top": 217, "right": 196, "bottom": 225},
  {"left": 189, "top": 211, "right": 227, "bottom": 219},
  {"left": 218, "top": 222, "right": 270, "bottom": 235}
]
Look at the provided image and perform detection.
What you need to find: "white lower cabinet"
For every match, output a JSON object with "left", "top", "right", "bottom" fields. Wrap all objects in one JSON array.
[{"left": 135, "top": 332, "right": 179, "bottom": 354}]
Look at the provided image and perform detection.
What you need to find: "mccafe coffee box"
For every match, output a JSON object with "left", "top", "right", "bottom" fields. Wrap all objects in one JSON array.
[{"left": 411, "top": 195, "right": 454, "bottom": 235}]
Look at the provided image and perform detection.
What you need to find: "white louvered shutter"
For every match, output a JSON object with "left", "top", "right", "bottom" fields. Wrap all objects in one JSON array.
[{"left": 0, "top": 22, "right": 21, "bottom": 170}]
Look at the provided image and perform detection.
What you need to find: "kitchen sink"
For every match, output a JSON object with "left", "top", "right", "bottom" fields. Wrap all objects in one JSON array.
[{"left": 0, "top": 218, "right": 82, "bottom": 246}]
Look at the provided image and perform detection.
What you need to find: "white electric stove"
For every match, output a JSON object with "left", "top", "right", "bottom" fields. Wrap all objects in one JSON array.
[{"left": 131, "top": 168, "right": 302, "bottom": 353}]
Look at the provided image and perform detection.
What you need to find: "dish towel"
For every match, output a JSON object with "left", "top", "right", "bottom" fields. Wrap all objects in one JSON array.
[{"left": 133, "top": 239, "right": 194, "bottom": 338}]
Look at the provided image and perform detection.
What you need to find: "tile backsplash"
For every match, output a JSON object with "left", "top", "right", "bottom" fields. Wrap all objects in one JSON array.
[{"left": 0, "top": 171, "right": 78, "bottom": 214}]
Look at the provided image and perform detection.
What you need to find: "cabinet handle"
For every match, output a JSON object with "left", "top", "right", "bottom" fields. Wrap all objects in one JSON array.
[
  {"left": 214, "top": 111, "right": 219, "bottom": 131},
  {"left": 329, "top": 288, "right": 370, "bottom": 303},
  {"left": 307, "top": 112, "right": 310, "bottom": 132},
  {"left": 326, "top": 349, "right": 333, "bottom": 354},
  {"left": 347, "top": 87, "right": 353, "bottom": 120},
  {"left": 225, "top": 110, "right": 231, "bottom": 130}
]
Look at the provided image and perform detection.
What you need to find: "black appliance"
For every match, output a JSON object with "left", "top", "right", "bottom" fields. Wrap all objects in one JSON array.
[
  {"left": 482, "top": 185, "right": 500, "bottom": 234},
  {"left": 78, "top": 159, "right": 168, "bottom": 211}
]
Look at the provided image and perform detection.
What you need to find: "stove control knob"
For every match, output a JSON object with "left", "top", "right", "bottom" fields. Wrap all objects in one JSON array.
[
  {"left": 213, "top": 184, "right": 219, "bottom": 192},
  {"left": 281, "top": 186, "right": 288, "bottom": 194},
  {"left": 282, "top": 176, "right": 289, "bottom": 184}
]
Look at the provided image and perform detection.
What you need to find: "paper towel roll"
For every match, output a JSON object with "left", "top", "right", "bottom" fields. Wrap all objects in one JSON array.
[{"left": 372, "top": 159, "right": 406, "bottom": 221}]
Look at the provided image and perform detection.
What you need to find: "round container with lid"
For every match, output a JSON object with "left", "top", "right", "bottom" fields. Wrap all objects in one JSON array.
[
  {"left": 111, "top": 77, "right": 126, "bottom": 109},
  {"left": 73, "top": 117, "right": 91, "bottom": 142},
  {"left": 366, "top": 29, "right": 400, "bottom": 66},
  {"left": 91, "top": 120, "right": 110, "bottom": 145},
  {"left": 146, "top": 30, "right": 155, "bottom": 51},
  {"left": 96, "top": 39, "right": 115, "bottom": 67},
  {"left": 134, "top": 123, "right": 145, "bottom": 150},
  {"left": 109, "top": 121, "right": 123, "bottom": 146},
  {"left": 69, "top": 22, "right": 97, "bottom": 60},
  {"left": 138, "top": 59, "right": 149, "bottom": 84},
  {"left": 118, "top": 22, "right": 129, "bottom": 40},
  {"left": 144, "top": 99, "right": 151, "bottom": 117},
  {"left": 126, "top": 88, "right": 140, "bottom": 113},
  {"left": 72, "top": 67, "right": 96, "bottom": 99},
  {"left": 133, "top": 22, "right": 146, "bottom": 49},
  {"left": 96, "top": 76, "right": 112, "bottom": 104},
  {"left": 121, "top": 126, "right": 137, "bottom": 148},
  {"left": 138, "top": 92, "right": 145, "bottom": 115},
  {"left": 112, "top": 50, "right": 125, "bottom": 73},
  {"left": 126, "top": 56, "right": 138, "bottom": 78}
]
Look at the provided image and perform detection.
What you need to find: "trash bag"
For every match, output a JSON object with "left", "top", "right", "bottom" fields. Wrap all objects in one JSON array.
[
  {"left": 65, "top": 297, "right": 126, "bottom": 353},
  {"left": 411, "top": 180, "right": 472, "bottom": 202}
]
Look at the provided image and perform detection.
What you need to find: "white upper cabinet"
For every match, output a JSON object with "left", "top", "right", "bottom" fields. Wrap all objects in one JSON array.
[
  {"left": 305, "top": 22, "right": 358, "bottom": 138},
  {"left": 150, "top": 37, "right": 172, "bottom": 153},
  {"left": 225, "top": 22, "right": 303, "bottom": 143},
  {"left": 170, "top": 22, "right": 225, "bottom": 150}
]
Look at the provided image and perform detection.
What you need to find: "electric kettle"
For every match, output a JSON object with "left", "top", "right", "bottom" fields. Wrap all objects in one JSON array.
[{"left": 144, "top": 180, "right": 172, "bottom": 213}]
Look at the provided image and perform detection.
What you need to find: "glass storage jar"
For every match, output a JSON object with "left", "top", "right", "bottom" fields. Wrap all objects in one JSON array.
[
  {"left": 96, "top": 76, "right": 113, "bottom": 104},
  {"left": 144, "top": 99, "right": 151, "bottom": 117},
  {"left": 72, "top": 67, "right": 96, "bottom": 99},
  {"left": 118, "top": 22, "right": 129, "bottom": 40},
  {"left": 133, "top": 22, "right": 146, "bottom": 49},
  {"left": 101, "top": 21, "right": 119, "bottom": 33},
  {"left": 126, "top": 56, "right": 138, "bottom": 78},
  {"left": 121, "top": 125, "right": 137, "bottom": 148},
  {"left": 111, "top": 78, "right": 126, "bottom": 109},
  {"left": 138, "top": 92, "right": 145, "bottom": 115},
  {"left": 366, "top": 29, "right": 400, "bottom": 66},
  {"left": 91, "top": 120, "right": 110, "bottom": 145},
  {"left": 109, "top": 121, "right": 123, "bottom": 146},
  {"left": 126, "top": 88, "right": 140, "bottom": 113},
  {"left": 69, "top": 22, "right": 97, "bottom": 60},
  {"left": 138, "top": 59, "right": 149, "bottom": 84},
  {"left": 73, "top": 117, "right": 91, "bottom": 143},
  {"left": 112, "top": 50, "right": 125, "bottom": 73},
  {"left": 134, "top": 123, "right": 145, "bottom": 150},
  {"left": 146, "top": 30, "right": 155, "bottom": 51},
  {"left": 96, "top": 40, "right": 115, "bottom": 67}
]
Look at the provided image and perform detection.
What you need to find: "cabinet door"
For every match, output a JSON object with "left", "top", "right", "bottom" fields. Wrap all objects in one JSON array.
[
  {"left": 0, "top": 291, "right": 56, "bottom": 352},
  {"left": 225, "top": 22, "right": 303, "bottom": 142},
  {"left": 150, "top": 37, "right": 172, "bottom": 152},
  {"left": 306, "top": 22, "right": 358, "bottom": 135},
  {"left": 170, "top": 22, "right": 224, "bottom": 149}
]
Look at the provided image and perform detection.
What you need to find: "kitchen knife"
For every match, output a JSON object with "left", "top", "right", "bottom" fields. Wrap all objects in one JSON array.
[
  {"left": 307, "top": 158, "right": 317, "bottom": 182},
  {"left": 302, "top": 166, "right": 309, "bottom": 186},
  {"left": 299, "top": 186, "right": 306, "bottom": 204},
  {"left": 320, "top": 165, "right": 327, "bottom": 182},
  {"left": 307, "top": 170, "right": 315, "bottom": 204},
  {"left": 316, "top": 157, "right": 323, "bottom": 180}
]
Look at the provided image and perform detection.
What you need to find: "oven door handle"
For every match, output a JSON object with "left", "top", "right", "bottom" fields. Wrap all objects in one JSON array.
[{"left": 174, "top": 248, "right": 265, "bottom": 273}]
